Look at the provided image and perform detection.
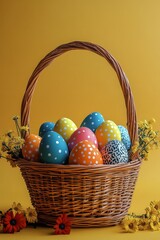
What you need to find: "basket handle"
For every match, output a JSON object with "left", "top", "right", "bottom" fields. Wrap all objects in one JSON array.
[{"left": 21, "top": 41, "right": 138, "bottom": 146}]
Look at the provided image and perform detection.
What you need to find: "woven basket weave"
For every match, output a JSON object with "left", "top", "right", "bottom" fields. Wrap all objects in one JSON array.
[{"left": 17, "top": 41, "right": 141, "bottom": 228}]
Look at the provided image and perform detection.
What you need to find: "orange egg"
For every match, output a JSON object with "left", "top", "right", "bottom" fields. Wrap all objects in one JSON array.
[
  {"left": 69, "top": 140, "right": 103, "bottom": 165},
  {"left": 22, "top": 134, "right": 41, "bottom": 161}
]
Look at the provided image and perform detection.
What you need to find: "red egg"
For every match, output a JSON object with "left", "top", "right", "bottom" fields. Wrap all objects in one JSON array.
[
  {"left": 68, "top": 127, "right": 98, "bottom": 152},
  {"left": 69, "top": 140, "right": 103, "bottom": 165},
  {"left": 22, "top": 134, "right": 41, "bottom": 161}
]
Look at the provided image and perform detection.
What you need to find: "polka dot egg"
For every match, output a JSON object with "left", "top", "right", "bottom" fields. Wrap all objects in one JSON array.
[
  {"left": 69, "top": 140, "right": 103, "bottom": 165},
  {"left": 80, "top": 112, "right": 104, "bottom": 132},
  {"left": 68, "top": 127, "right": 98, "bottom": 152},
  {"left": 39, "top": 131, "right": 69, "bottom": 164},
  {"left": 95, "top": 120, "right": 121, "bottom": 149},
  {"left": 118, "top": 125, "right": 131, "bottom": 150},
  {"left": 100, "top": 140, "right": 128, "bottom": 164},
  {"left": 54, "top": 117, "right": 77, "bottom": 142},
  {"left": 22, "top": 134, "right": 41, "bottom": 161},
  {"left": 39, "top": 121, "right": 55, "bottom": 137}
]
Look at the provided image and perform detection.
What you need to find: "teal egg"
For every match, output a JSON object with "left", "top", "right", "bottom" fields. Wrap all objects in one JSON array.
[
  {"left": 118, "top": 125, "right": 131, "bottom": 150},
  {"left": 80, "top": 112, "right": 104, "bottom": 132},
  {"left": 39, "top": 122, "right": 55, "bottom": 137},
  {"left": 39, "top": 131, "right": 69, "bottom": 164}
]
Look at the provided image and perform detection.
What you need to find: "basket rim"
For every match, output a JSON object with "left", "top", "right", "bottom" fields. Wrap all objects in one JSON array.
[{"left": 17, "top": 157, "right": 141, "bottom": 173}]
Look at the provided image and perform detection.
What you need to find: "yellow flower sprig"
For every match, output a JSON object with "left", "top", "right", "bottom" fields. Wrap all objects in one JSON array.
[
  {"left": 0, "top": 116, "right": 29, "bottom": 166},
  {"left": 131, "top": 119, "right": 160, "bottom": 161},
  {"left": 121, "top": 200, "right": 160, "bottom": 232}
]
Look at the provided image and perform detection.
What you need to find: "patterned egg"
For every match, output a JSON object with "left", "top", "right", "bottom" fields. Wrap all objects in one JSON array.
[
  {"left": 53, "top": 117, "right": 77, "bottom": 142},
  {"left": 68, "top": 127, "right": 98, "bottom": 152},
  {"left": 22, "top": 134, "right": 41, "bottom": 161},
  {"left": 118, "top": 125, "right": 131, "bottom": 150},
  {"left": 39, "top": 122, "right": 55, "bottom": 137},
  {"left": 100, "top": 140, "right": 128, "bottom": 164},
  {"left": 80, "top": 112, "right": 105, "bottom": 132},
  {"left": 69, "top": 140, "right": 103, "bottom": 165},
  {"left": 95, "top": 120, "right": 121, "bottom": 149},
  {"left": 39, "top": 131, "right": 69, "bottom": 164}
]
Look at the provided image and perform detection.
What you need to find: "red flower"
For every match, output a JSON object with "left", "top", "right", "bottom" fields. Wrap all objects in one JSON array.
[
  {"left": 54, "top": 214, "right": 71, "bottom": 234},
  {"left": 3, "top": 210, "right": 26, "bottom": 233}
]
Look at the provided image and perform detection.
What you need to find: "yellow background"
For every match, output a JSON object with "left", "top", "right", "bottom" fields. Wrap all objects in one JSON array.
[{"left": 1, "top": 0, "right": 160, "bottom": 239}]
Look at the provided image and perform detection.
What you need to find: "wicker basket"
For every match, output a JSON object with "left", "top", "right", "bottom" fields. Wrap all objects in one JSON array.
[{"left": 17, "top": 41, "right": 141, "bottom": 228}]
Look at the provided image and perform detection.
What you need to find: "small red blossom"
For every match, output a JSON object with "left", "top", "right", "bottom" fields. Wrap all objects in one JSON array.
[
  {"left": 54, "top": 213, "right": 72, "bottom": 234},
  {"left": 3, "top": 210, "right": 26, "bottom": 233}
]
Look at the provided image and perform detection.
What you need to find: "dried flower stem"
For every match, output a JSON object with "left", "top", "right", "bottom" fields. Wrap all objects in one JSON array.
[{"left": 13, "top": 116, "right": 21, "bottom": 137}]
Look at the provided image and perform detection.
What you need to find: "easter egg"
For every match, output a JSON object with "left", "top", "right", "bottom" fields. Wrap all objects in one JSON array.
[
  {"left": 53, "top": 117, "right": 77, "bottom": 142},
  {"left": 95, "top": 120, "right": 121, "bottom": 149},
  {"left": 39, "top": 131, "right": 69, "bottom": 164},
  {"left": 80, "top": 112, "right": 105, "bottom": 132},
  {"left": 22, "top": 134, "right": 41, "bottom": 161},
  {"left": 69, "top": 140, "right": 103, "bottom": 165},
  {"left": 100, "top": 140, "right": 128, "bottom": 164},
  {"left": 118, "top": 125, "right": 131, "bottom": 150},
  {"left": 39, "top": 122, "right": 55, "bottom": 137},
  {"left": 68, "top": 127, "right": 98, "bottom": 152}
]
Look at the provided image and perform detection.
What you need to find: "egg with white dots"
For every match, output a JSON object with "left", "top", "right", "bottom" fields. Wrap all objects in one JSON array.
[
  {"left": 95, "top": 120, "right": 121, "bottom": 149},
  {"left": 100, "top": 140, "right": 129, "bottom": 164},
  {"left": 118, "top": 125, "right": 131, "bottom": 150},
  {"left": 53, "top": 117, "right": 77, "bottom": 142},
  {"left": 80, "top": 112, "right": 105, "bottom": 132},
  {"left": 39, "top": 122, "right": 55, "bottom": 137},
  {"left": 22, "top": 134, "right": 42, "bottom": 162},
  {"left": 39, "top": 131, "right": 69, "bottom": 164},
  {"left": 69, "top": 140, "right": 103, "bottom": 165},
  {"left": 68, "top": 127, "right": 98, "bottom": 152}
]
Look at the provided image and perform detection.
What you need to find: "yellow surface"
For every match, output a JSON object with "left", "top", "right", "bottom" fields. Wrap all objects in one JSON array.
[{"left": 1, "top": 0, "right": 160, "bottom": 238}]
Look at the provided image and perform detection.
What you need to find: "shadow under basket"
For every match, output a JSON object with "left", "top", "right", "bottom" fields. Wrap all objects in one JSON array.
[{"left": 18, "top": 41, "right": 141, "bottom": 228}]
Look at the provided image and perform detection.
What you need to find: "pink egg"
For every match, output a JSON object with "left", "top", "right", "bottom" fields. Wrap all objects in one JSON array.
[{"left": 68, "top": 127, "right": 98, "bottom": 151}]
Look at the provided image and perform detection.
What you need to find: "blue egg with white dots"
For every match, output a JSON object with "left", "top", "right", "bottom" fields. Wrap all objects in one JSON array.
[
  {"left": 39, "top": 131, "right": 69, "bottom": 164},
  {"left": 80, "top": 112, "right": 105, "bottom": 133},
  {"left": 118, "top": 125, "right": 131, "bottom": 150},
  {"left": 39, "top": 122, "right": 55, "bottom": 137}
]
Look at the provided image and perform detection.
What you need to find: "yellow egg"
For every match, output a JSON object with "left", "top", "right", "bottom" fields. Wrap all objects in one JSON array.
[
  {"left": 95, "top": 120, "right": 121, "bottom": 149},
  {"left": 53, "top": 117, "right": 77, "bottom": 142}
]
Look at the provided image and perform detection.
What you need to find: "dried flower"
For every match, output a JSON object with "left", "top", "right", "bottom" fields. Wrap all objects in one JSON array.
[
  {"left": 54, "top": 214, "right": 71, "bottom": 234},
  {"left": 0, "top": 204, "right": 37, "bottom": 233},
  {"left": 121, "top": 200, "right": 160, "bottom": 233},
  {"left": 131, "top": 119, "right": 160, "bottom": 160},
  {"left": 0, "top": 116, "right": 28, "bottom": 165},
  {"left": 145, "top": 201, "right": 160, "bottom": 218},
  {"left": 25, "top": 207, "right": 37, "bottom": 223},
  {"left": 138, "top": 218, "right": 149, "bottom": 231},
  {"left": 149, "top": 215, "right": 160, "bottom": 231},
  {"left": 3, "top": 210, "right": 26, "bottom": 233},
  {"left": 121, "top": 215, "right": 138, "bottom": 233},
  {"left": 12, "top": 202, "right": 23, "bottom": 214}
]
